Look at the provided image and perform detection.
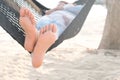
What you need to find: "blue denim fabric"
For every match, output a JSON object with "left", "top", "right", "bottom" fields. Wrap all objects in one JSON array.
[
  {"left": 36, "top": 5, "right": 83, "bottom": 38},
  {"left": 36, "top": 15, "right": 66, "bottom": 37},
  {"left": 64, "top": 5, "right": 83, "bottom": 15}
]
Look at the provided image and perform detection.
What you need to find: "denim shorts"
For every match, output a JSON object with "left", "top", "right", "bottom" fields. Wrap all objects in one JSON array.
[
  {"left": 36, "top": 15, "right": 67, "bottom": 38},
  {"left": 36, "top": 5, "right": 83, "bottom": 38}
]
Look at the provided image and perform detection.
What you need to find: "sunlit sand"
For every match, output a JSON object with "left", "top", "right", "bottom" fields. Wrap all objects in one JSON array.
[{"left": 1, "top": 5, "right": 120, "bottom": 80}]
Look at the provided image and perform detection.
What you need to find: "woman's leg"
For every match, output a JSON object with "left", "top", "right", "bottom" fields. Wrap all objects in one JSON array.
[
  {"left": 19, "top": 8, "right": 58, "bottom": 68},
  {"left": 32, "top": 24, "right": 57, "bottom": 68},
  {"left": 19, "top": 7, "right": 38, "bottom": 52}
]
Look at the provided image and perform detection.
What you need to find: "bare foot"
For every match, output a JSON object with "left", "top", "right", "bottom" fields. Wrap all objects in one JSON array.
[
  {"left": 19, "top": 7, "right": 37, "bottom": 52},
  {"left": 32, "top": 24, "right": 57, "bottom": 68}
]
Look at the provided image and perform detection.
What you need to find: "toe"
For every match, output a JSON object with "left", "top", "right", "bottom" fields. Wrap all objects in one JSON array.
[
  {"left": 30, "top": 14, "right": 36, "bottom": 25},
  {"left": 45, "top": 25, "right": 49, "bottom": 31},
  {"left": 29, "top": 11, "right": 34, "bottom": 19},
  {"left": 20, "top": 7, "right": 26, "bottom": 17},
  {"left": 52, "top": 24, "right": 57, "bottom": 33},
  {"left": 32, "top": 18, "right": 36, "bottom": 25},
  {"left": 49, "top": 24, "right": 53, "bottom": 31},
  {"left": 49, "top": 24, "right": 57, "bottom": 33},
  {"left": 30, "top": 14, "right": 34, "bottom": 20},
  {"left": 25, "top": 8, "right": 29, "bottom": 15},
  {"left": 43, "top": 26, "right": 47, "bottom": 33},
  {"left": 48, "top": 24, "right": 51, "bottom": 31},
  {"left": 40, "top": 28, "right": 44, "bottom": 34}
]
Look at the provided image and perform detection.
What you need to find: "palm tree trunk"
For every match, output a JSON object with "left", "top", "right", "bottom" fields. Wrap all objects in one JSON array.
[{"left": 99, "top": 0, "right": 120, "bottom": 49}]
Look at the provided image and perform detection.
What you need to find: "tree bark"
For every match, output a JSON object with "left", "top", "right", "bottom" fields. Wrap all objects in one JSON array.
[{"left": 99, "top": 0, "right": 120, "bottom": 49}]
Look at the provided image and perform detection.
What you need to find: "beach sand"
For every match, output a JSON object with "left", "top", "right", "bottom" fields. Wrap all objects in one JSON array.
[{"left": 1, "top": 5, "right": 120, "bottom": 80}]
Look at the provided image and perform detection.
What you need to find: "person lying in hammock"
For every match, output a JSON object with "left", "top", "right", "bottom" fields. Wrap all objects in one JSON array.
[{"left": 19, "top": 1, "right": 83, "bottom": 68}]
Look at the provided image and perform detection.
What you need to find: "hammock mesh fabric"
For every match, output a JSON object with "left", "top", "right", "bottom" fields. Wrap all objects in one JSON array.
[{"left": 0, "top": 0, "right": 95, "bottom": 52}]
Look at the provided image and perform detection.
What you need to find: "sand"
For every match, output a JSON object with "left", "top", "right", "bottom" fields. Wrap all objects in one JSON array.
[{"left": 0, "top": 5, "right": 120, "bottom": 80}]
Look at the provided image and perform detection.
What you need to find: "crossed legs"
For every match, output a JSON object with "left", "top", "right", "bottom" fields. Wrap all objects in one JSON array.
[{"left": 19, "top": 8, "right": 57, "bottom": 68}]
